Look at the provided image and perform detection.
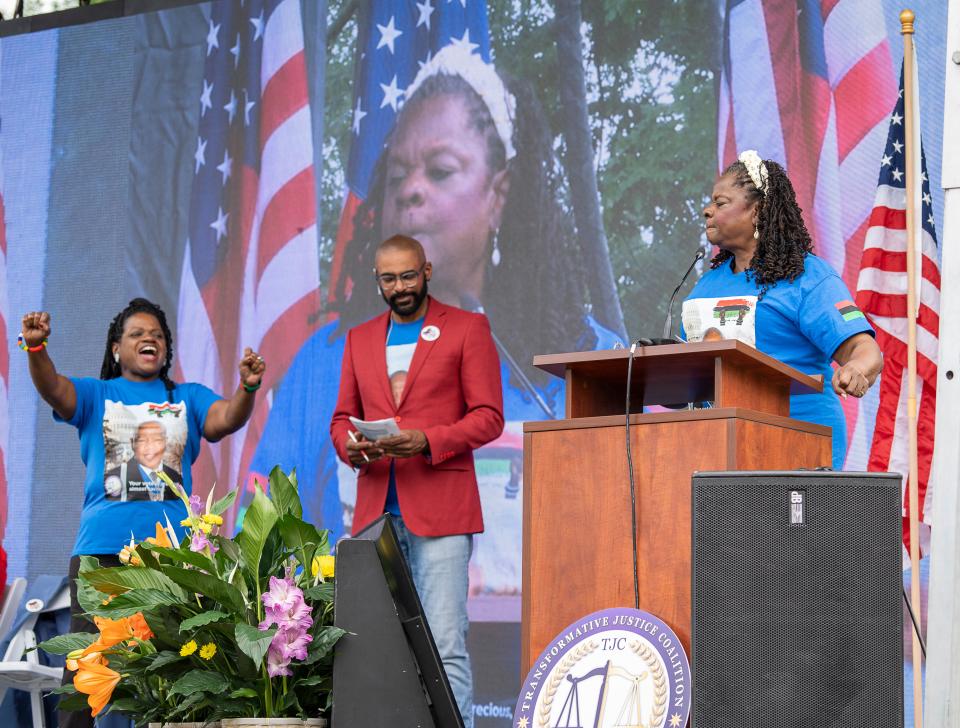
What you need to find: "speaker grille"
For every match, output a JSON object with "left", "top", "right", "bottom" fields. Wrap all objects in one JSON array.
[{"left": 692, "top": 471, "right": 903, "bottom": 728}]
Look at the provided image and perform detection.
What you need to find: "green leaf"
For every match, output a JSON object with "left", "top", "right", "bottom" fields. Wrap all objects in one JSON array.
[
  {"left": 140, "top": 542, "right": 216, "bottom": 572},
  {"left": 76, "top": 579, "right": 112, "bottom": 615},
  {"left": 180, "top": 610, "right": 229, "bottom": 632},
  {"left": 86, "top": 588, "right": 182, "bottom": 618},
  {"left": 210, "top": 489, "right": 238, "bottom": 516},
  {"left": 37, "top": 632, "right": 97, "bottom": 655},
  {"left": 304, "top": 626, "right": 346, "bottom": 665},
  {"left": 235, "top": 623, "right": 275, "bottom": 667},
  {"left": 161, "top": 565, "right": 247, "bottom": 613},
  {"left": 78, "top": 555, "right": 102, "bottom": 573},
  {"left": 234, "top": 485, "right": 279, "bottom": 581},
  {"left": 268, "top": 466, "right": 302, "bottom": 518},
  {"left": 277, "top": 514, "right": 323, "bottom": 571},
  {"left": 229, "top": 687, "right": 259, "bottom": 699},
  {"left": 303, "top": 582, "right": 335, "bottom": 603},
  {"left": 50, "top": 683, "right": 78, "bottom": 695},
  {"left": 293, "top": 674, "right": 330, "bottom": 687},
  {"left": 56, "top": 690, "right": 91, "bottom": 713},
  {"left": 107, "top": 697, "right": 142, "bottom": 713},
  {"left": 169, "top": 669, "right": 230, "bottom": 697},
  {"left": 146, "top": 650, "right": 184, "bottom": 672},
  {"left": 81, "top": 566, "right": 185, "bottom": 597}
]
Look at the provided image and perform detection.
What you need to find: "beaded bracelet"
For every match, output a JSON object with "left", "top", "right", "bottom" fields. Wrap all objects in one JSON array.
[
  {"left": 242, "top": 380, "right": 262, "bottom": 393},
  {"left": 17, "top": 333, "right": 48, "bottom": 353}
]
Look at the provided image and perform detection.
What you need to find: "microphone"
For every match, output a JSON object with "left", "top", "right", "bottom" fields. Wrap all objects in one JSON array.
[
  {"left": 661, "top": 249, "right": 706, "bottom": 341},
  {"left": 459, "top": 295, "right": 557, "bottom": 420}
]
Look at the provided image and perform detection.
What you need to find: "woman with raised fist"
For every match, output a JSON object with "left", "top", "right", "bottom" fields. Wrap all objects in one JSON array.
[{"left": 21, "top": 297, "right": 265, "bottom": 728}]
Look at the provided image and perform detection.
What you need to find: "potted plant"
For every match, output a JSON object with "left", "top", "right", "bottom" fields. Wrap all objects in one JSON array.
[{"left": 41, "top": 467, "right": 343, "bottom": 728}]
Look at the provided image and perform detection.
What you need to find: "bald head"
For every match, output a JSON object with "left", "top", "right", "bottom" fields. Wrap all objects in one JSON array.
[{"left": 376, "top": 235, "right": 426, "bottom": 267}]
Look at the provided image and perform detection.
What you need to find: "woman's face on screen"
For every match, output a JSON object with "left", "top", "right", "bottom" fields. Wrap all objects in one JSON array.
[{"left": 379, "top": 93, "right": 509, "bottom": 287}]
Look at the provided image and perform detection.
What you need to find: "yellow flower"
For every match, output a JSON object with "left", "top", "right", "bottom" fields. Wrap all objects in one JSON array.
[
  {"left": 180, "top": 517, "right": 194, "bottom": 527},
  {"left": 73, "top": 658, "right": 120, "bottom": 717},
  {"left": 201, "top": 513, "right": 223, "bottom": 526},
  {"left": 199, "top": 642, "right": 217, "bottom": 660},
  {"left": 312, "top": 554, "right": 335, "bottom": 579},
  {"left": 198, "top": 520, "right": 213, "bottom": 534},
  {"left": 180, "top": 640, "right": 198, "bottom": 657}
]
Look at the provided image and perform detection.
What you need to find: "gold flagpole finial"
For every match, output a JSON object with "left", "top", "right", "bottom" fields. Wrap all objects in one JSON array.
[{"left": 900, "top": 9, "right": 915, "bottom": 35}]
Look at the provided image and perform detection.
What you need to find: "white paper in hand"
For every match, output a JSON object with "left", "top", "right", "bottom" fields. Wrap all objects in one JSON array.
[{"left": 349, "top": 416, "right": 402, "bottom": 441}]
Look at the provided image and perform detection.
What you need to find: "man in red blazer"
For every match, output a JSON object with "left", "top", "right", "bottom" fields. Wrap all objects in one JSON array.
[{"left": 330, "top": 234, "right": 504, "bottom": 726}]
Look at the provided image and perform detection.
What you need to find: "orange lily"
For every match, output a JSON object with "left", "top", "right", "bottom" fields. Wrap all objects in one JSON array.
[
  {"left": 66, "top": 649, "right": 106, "bottom": 672},
  {"left": 127, "top": 612, "right": 154, "bottom": 641},
  {"left": 73, "top": 658, "right": 121, "bottom": 716},
  {"left": 146, "top": 521, "right": 173, "bottom": 549},
  {"left": 81, "top": 612, "right": 153, "bottom": 655}
]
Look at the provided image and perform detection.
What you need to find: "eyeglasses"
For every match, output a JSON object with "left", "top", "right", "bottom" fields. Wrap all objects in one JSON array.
[{"left": 375, "top": 265, "right": 425, "bottom": 290}]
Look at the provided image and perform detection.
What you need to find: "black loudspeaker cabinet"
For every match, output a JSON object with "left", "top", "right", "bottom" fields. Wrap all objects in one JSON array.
[{"left": 691, "top": 471, "right": 903, "bottom": 728}]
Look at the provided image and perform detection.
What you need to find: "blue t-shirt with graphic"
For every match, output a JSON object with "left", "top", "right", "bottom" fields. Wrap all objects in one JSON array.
[
  {"left": 55, "top": 377, "right": 221, "bottom": 555},
  {"left": 384, "top": 317, "right": 426, "bottom": 516},
  {"left": 681, "top": 254, "right": 873, "bottom": 469}
]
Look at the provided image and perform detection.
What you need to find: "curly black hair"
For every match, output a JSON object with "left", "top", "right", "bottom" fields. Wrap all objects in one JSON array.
[
  {"left": 711, "top": 158, "right": 815, "bottom": 299},
  {"left": 100, "top": 298, "right": 176, "bottom": 398},
  {"left": 331, "top": 71, "right": 594, "bottom": 385}
]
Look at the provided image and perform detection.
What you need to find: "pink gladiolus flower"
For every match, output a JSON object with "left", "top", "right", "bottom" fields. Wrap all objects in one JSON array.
[
  {"left": 189, "top": 494, "right": 204, "bottom": 517},
  {"left": 262, "top": 576, "right": 300, "bottom": 613},
  {"left": 190, "top": 530, "right": 219, "bottom": 554},
  {"left": 266, "top": 644, "right": 293, "bottom": 677},
  {"left": 274, "top": 625, "right": 313, "bottom": 661}
]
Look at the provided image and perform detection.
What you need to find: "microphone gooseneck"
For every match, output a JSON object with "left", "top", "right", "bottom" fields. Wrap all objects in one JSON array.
[
  {"left": 662, "top": 249, "right": 707, "bottom": 341},
  {"left": 459, "top": 295, "right": 557, "bottom": 420}
]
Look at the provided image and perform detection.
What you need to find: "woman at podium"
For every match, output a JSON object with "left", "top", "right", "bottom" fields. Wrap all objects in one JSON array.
[{"left": 681, "top": 150, "right": 883, "bottom": 469}]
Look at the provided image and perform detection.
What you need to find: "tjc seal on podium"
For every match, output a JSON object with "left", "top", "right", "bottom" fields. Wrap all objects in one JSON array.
[{"left": 513, "top": 607, "right": 691, "bottom": 728}]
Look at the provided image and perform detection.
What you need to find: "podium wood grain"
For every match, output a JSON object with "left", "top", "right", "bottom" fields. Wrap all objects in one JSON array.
[{"left": 521, "top": 405, "right": 830, "bottom": 676}]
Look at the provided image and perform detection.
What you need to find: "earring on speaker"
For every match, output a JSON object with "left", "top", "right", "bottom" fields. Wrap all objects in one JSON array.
[
  {"left": 114, "top": 352, "right": 120, "bottom": 363},
  {"left": 491, "top": 229, "right": 502, "bottom": 267},
  {"left": 753, "top": 225, "right": 760, "bottom": 240}
]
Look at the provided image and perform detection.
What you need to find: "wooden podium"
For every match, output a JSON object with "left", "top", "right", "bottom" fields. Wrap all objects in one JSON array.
[{"left": 520, "top": 340, "right": 832, "bottom": 673}]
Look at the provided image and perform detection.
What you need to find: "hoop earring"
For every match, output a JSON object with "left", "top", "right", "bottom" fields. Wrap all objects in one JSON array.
[{"left": 491, "top": 230, "right": 502, "bottom": 267}]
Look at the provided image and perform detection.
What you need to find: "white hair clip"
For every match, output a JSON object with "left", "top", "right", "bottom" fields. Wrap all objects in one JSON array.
[
  {"left": 738, "top": 149, "right": 769, "bottom": 196},
  {"left": 406, "top": 44, "right": 517, "bottom": 162}
]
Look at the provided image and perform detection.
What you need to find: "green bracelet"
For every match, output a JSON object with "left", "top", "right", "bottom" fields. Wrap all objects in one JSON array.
[{"left": 242, "top": 380, "right": 262, "bottom": 393}]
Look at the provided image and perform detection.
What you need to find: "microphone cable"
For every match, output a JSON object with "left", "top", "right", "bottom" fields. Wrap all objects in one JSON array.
[{"left": 624, "top": 339, "right": 642, "bottom": 611}]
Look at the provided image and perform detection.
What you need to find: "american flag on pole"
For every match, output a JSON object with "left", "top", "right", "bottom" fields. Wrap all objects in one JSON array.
[
  {"left": 718, "top": 0, "right": 898, "bottom": 465},
  {"left": 177, "top": 0, "right": 320, "bottom": 523},
  {"left": 855, "top": 63, "right": 940, "bottom": 554},
  {"left": 327, "top": 0, "right": 491, "bottom": 299}
]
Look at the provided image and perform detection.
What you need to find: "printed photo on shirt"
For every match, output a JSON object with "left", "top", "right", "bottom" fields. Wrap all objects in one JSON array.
[
  {"left": 682, "top": 295, "right": 758, "bottom": 347},
  {"left": 102, "top": 400, "right": 189, "bottom": 502}
]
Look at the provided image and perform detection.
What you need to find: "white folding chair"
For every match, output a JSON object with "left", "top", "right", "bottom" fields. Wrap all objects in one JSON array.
[{"left": 0, "top": 578, "right": 69, "bottom": 728}]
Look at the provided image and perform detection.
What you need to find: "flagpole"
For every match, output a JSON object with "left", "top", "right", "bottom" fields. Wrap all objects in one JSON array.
[{"left": 901, "top": 9, "right": 924, "bottom": 728}]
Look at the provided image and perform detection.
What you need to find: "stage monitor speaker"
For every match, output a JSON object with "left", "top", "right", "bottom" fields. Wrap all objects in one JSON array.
[{"left": 691, "top": 471, "right": 903, "bottom": 728}]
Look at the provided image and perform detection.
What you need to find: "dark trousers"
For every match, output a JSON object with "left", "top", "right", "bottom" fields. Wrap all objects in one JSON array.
[{"left": 58, "top": 554, "right": 121, "bottom": 728}]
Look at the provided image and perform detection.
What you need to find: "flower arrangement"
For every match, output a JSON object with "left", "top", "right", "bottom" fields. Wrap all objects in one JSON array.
[{"left": 40, "top": 467, "right": 343, "bottom": 726}]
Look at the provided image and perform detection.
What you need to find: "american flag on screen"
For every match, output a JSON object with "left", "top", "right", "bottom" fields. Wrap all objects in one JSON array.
[
  {"left": 0, "top": 82, "right": 8, "bottom": 545},
  {"left": 718, "top": 0, "right": 898, "bottom": 467},
  {"left": 855, "top": 63, "right": 940, "bottom": 554},
  {"left": 178, "top": 0, "right": 320, "bottom": 520},
  {"left": 327, "top": 0, "right": 491, "bottom": 298}
]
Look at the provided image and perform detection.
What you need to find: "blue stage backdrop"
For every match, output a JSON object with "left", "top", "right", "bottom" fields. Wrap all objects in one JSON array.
[{"left": 0, "top": 0, "right": 948, "bottom": 725}]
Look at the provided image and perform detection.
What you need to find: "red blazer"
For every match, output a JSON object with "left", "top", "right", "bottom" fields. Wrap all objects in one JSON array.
[{"left": 330, "top": 297, "right": 504, "bottom": 537}]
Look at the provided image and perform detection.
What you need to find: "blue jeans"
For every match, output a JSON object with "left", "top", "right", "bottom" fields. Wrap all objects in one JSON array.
[{"left": 393, "top": 517, "right": 474, "bottom": 728}]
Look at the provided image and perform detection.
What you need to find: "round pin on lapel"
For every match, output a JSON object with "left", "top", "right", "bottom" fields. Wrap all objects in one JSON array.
[{"left": 421, "top": 325, "right": 440, "bottom": 342}]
